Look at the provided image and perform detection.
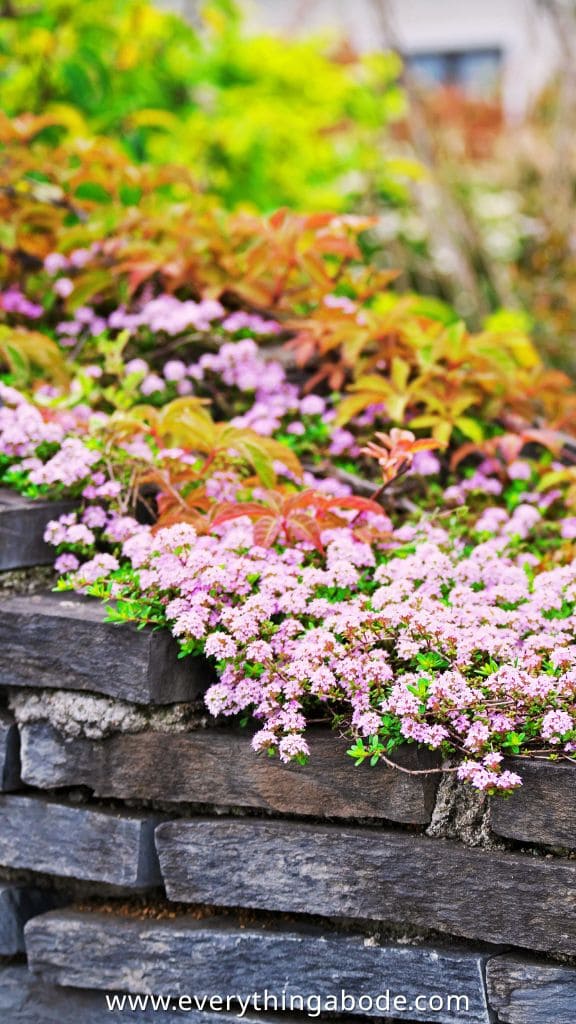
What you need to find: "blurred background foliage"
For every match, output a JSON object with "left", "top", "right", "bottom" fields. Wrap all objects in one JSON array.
[
  {"left": 1, "top": 0, "right": 576, "bottom": 372},
  {"left": 0, "top": 0, "right": 413, "bottom": 211}
]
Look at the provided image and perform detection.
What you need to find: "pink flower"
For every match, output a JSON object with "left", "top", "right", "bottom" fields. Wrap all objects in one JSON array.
[
  {"left": 54, "top": 553, "right": 80, "bottom": 574},
  {"left": 299, "top": 395, "right": 326, "bottom": 416},
  {"left": 73, "top": 553, "right": 119, "bottom": 585},
  {"left": 561, "top": 517, "right": 576, "bottom": 540},
  {"left": 69, "top": 248, "right": 91, "bottom": 268},
  {"left": 204, "top": 632, "right": 238, "bottom": 659},
  {"left": 125, "top": 359, "right": 148, "bottom": 375},
  {"left": 411, "top": 450, "right": 441, "bottom": 476},
  {"left": 44, "top": 253, "right": 69, "bottom": 275},
  {"left": 496, "top": 770, "right": 523, "bottom": 790},
  {"left": 463, "top": 721, "right": 491, "bottom": 752},
  {"left": 54, "top": 277, "right": 74, "bottom": 298},
  {"left": 251, "top": 728, "right": 278, "bottom": 752},
  {"left": 140, "top": 374, "right": 165, "bottom": 396},
  {"left": 541, "top": 709, "right": 574, "bottom": 743},
  {"left": 507, "top": 460, "right": 532, "bottom": 481},
  {"left": 163, "top": 360, "right": 188, "bottom": 381},
  {"left": 278, "top": 734, "right": 310, "bottom": 762},
  {"left": 82, "top": 506, "right": 108, "bottom": 529}
]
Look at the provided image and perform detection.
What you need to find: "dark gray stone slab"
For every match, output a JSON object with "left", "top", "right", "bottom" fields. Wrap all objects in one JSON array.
[
  {"left": 0, "top": 965, "right": 275, "bottom": 1023},
  {"left": 486, "top": 954, "right": 576, "bottom": 1024},
  {"left": 490, "top": 760, "right": 576, "bottom": 849},
  {"left": 0, "top": 711, "right": 20, "bottom": 790},
  {"left": 0, "top": 795, "right": 163, "bottom": 888},
  {"left": 0, "top": 591, "right": 211, "bottom": 704},
  {"left": 0, "top": 885, "right": 60, "bottom": 955},
  {"left": 0, "top": 490, "right": 77, "bottom": 570},
  {"left": 25, "top": 910, "right": 491, "bottom": 1023},
  {"left": 20, "top": 722, "right": 439, "bottom": 823},
  {"left": 156, "top": 819, "right": 576, "bottom": 955}
]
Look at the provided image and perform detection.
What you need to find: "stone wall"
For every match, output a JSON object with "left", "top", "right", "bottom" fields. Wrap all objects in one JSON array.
[{"left": 0, "top": 492, "right": 575, "bottom": 1023}]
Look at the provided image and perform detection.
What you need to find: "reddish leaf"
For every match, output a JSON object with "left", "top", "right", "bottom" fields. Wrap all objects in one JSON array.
[
  {"left": 286, "top": 512, "right": 324, "bottom": 552},
  {"left": 254, "top": 516, "right": 282, "bottom": 548},
  {"left": 212, "top": 502, "right": 270, "bottom": 526},
  {"left": 323, "top": 496, "right": 383, "bottom": 515}
]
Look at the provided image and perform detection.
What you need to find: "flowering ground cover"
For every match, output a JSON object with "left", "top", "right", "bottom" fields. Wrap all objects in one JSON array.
[{"left": 2, "top": 97, "right": 576, "bottom": 796}]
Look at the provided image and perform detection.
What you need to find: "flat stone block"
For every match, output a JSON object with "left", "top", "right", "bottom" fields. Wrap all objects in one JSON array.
[
  {"left": 156, "top": 819, "right": 576, "bottom": 956},
  {"left": 0, "top": 490, "right": 77, "bottom": 570},
  {"left": 487, "top": 954, "right": 576, "bottom": 1024},
  {"left": 20, "top": 722, "right": 439, "bottom": 823},
  {"left": 0, "top": 964, "right": 271, "bottom": 1023},
  {"left": 25, "top": 910, "right": 491, "bottom": 1023},
  {"left": 490, "top": 760, "right": 576, "bottom": 849},
  {"left": 0, "top": 795, "right": 162, "bottom": 888},
  {"left": 0, "top": 885, "right": 60, "bottom": 955},
  {"left": 0, "top": 592, "right": 211, "bottom": 704},
  {"left": 0, "top": 711, "right": 20, "bottom": 790}
]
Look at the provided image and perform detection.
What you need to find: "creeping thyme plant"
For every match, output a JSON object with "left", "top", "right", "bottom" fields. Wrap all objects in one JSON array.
[{"left": 1, "top": 16, "right": 576, "bottom": 796}]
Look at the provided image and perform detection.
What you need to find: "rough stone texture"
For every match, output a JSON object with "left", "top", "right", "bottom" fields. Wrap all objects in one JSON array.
[
  {"left": 0, "top": 795, "right": 163, "bottom": 888},
  {"left": 0, "top": 566, "right": 56, "bottom": 596},
  {"left": 487, "top": 954, "right": 576, "bottom": 1024},
  {"left": 0, "top": 490, "right": 76, "bottom": 570},
  {"left": 25, "top": 910, "right": 492, "bottom": 1024},
  {"left": 0, "top": 965, "right": 281, "bottom": 1023},
  {"left": 12, "top": 690, "right": 204, "bottom": 740},
  {"left": 490, "top": 760, "right": 576, "bottom": 849},
  {"left": 0, "top": 592, "right": 212, "bottom": 704},
  {"left": 156, "top": 819, "right": 576, "bottom": 955},
  {"left": 20, "top": 722, "right": 439, "bottom": 823},
  {"left": 0, "top": 711, "right": 20, "bottom": 790},
  {"left": 426, "top": 771, "right": 497, "bottom": 849},
  {"left": 0, "top": 885, "right": 61, "bottom": 955}
]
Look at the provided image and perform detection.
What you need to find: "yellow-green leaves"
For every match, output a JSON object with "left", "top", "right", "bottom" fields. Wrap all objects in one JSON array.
[{"left": 0, "top": 326, "right": 69, "bottom": 387}]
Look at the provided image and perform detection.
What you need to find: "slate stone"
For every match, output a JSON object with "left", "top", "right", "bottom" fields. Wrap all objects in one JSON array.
[
  {"left": 0, "top": 591, "right": 211, "bottom": 704},
  {"left": 0, "top": 965, "right": 279, "bottom": 1023},
  {"left": 490, "top": 759, "right": 576, "bottom": 849},
  {"left": 25, "top": 909, "right": 492, "bottom": 1023},
  {"left": 0, "top": 885, "right": 60, "bottom": 955},
  {"left": 20, "top": 722, "right": 439, "bottom": 823},
  {"left": 155, "top": 819, "right": 576, "bottom": 955},
  {"left": 486, "top": 954, "right": 576, "bottom": 1024},
  {"left": 0, "top": 795, "right": 163, "bottom": 888},
  {"left": 0, "top": 489, "right": 77, "bottom": 570},
  {"left": 0, "top": 711, "right": 20, "bottom": 790}
]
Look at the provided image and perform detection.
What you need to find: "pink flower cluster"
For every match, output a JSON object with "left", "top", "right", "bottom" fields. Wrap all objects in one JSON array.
[
  {"left": 0, "top": 287, "right": 42, "bottom": 319},
  {"left": 111, "top": 295, "right": 226, "bottom": 335},
  {"left": 55, "top": 511, "right": 576, "bottom": 789},
  {"left": 0, "top": 384, "right": 102, "bottom": 492},
  {"left": 28, "top": 438, "right": 100, "bottom": 488},
  {"left": 126, "top": 339, "right": 330, "bottom": 438},
  {"left": 55, "top": 293, "right": 281, "bottom": 347},
  {"left": 0, "top": 384, "right": 65, "bottom": 457},
  {"left": 44, "top": 248, "right": 97, "bottom": 275}
]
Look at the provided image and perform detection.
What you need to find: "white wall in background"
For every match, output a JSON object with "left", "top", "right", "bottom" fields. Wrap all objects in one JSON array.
[{"left": 245, "top": 0, "right": 561, "bottom": 119}]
